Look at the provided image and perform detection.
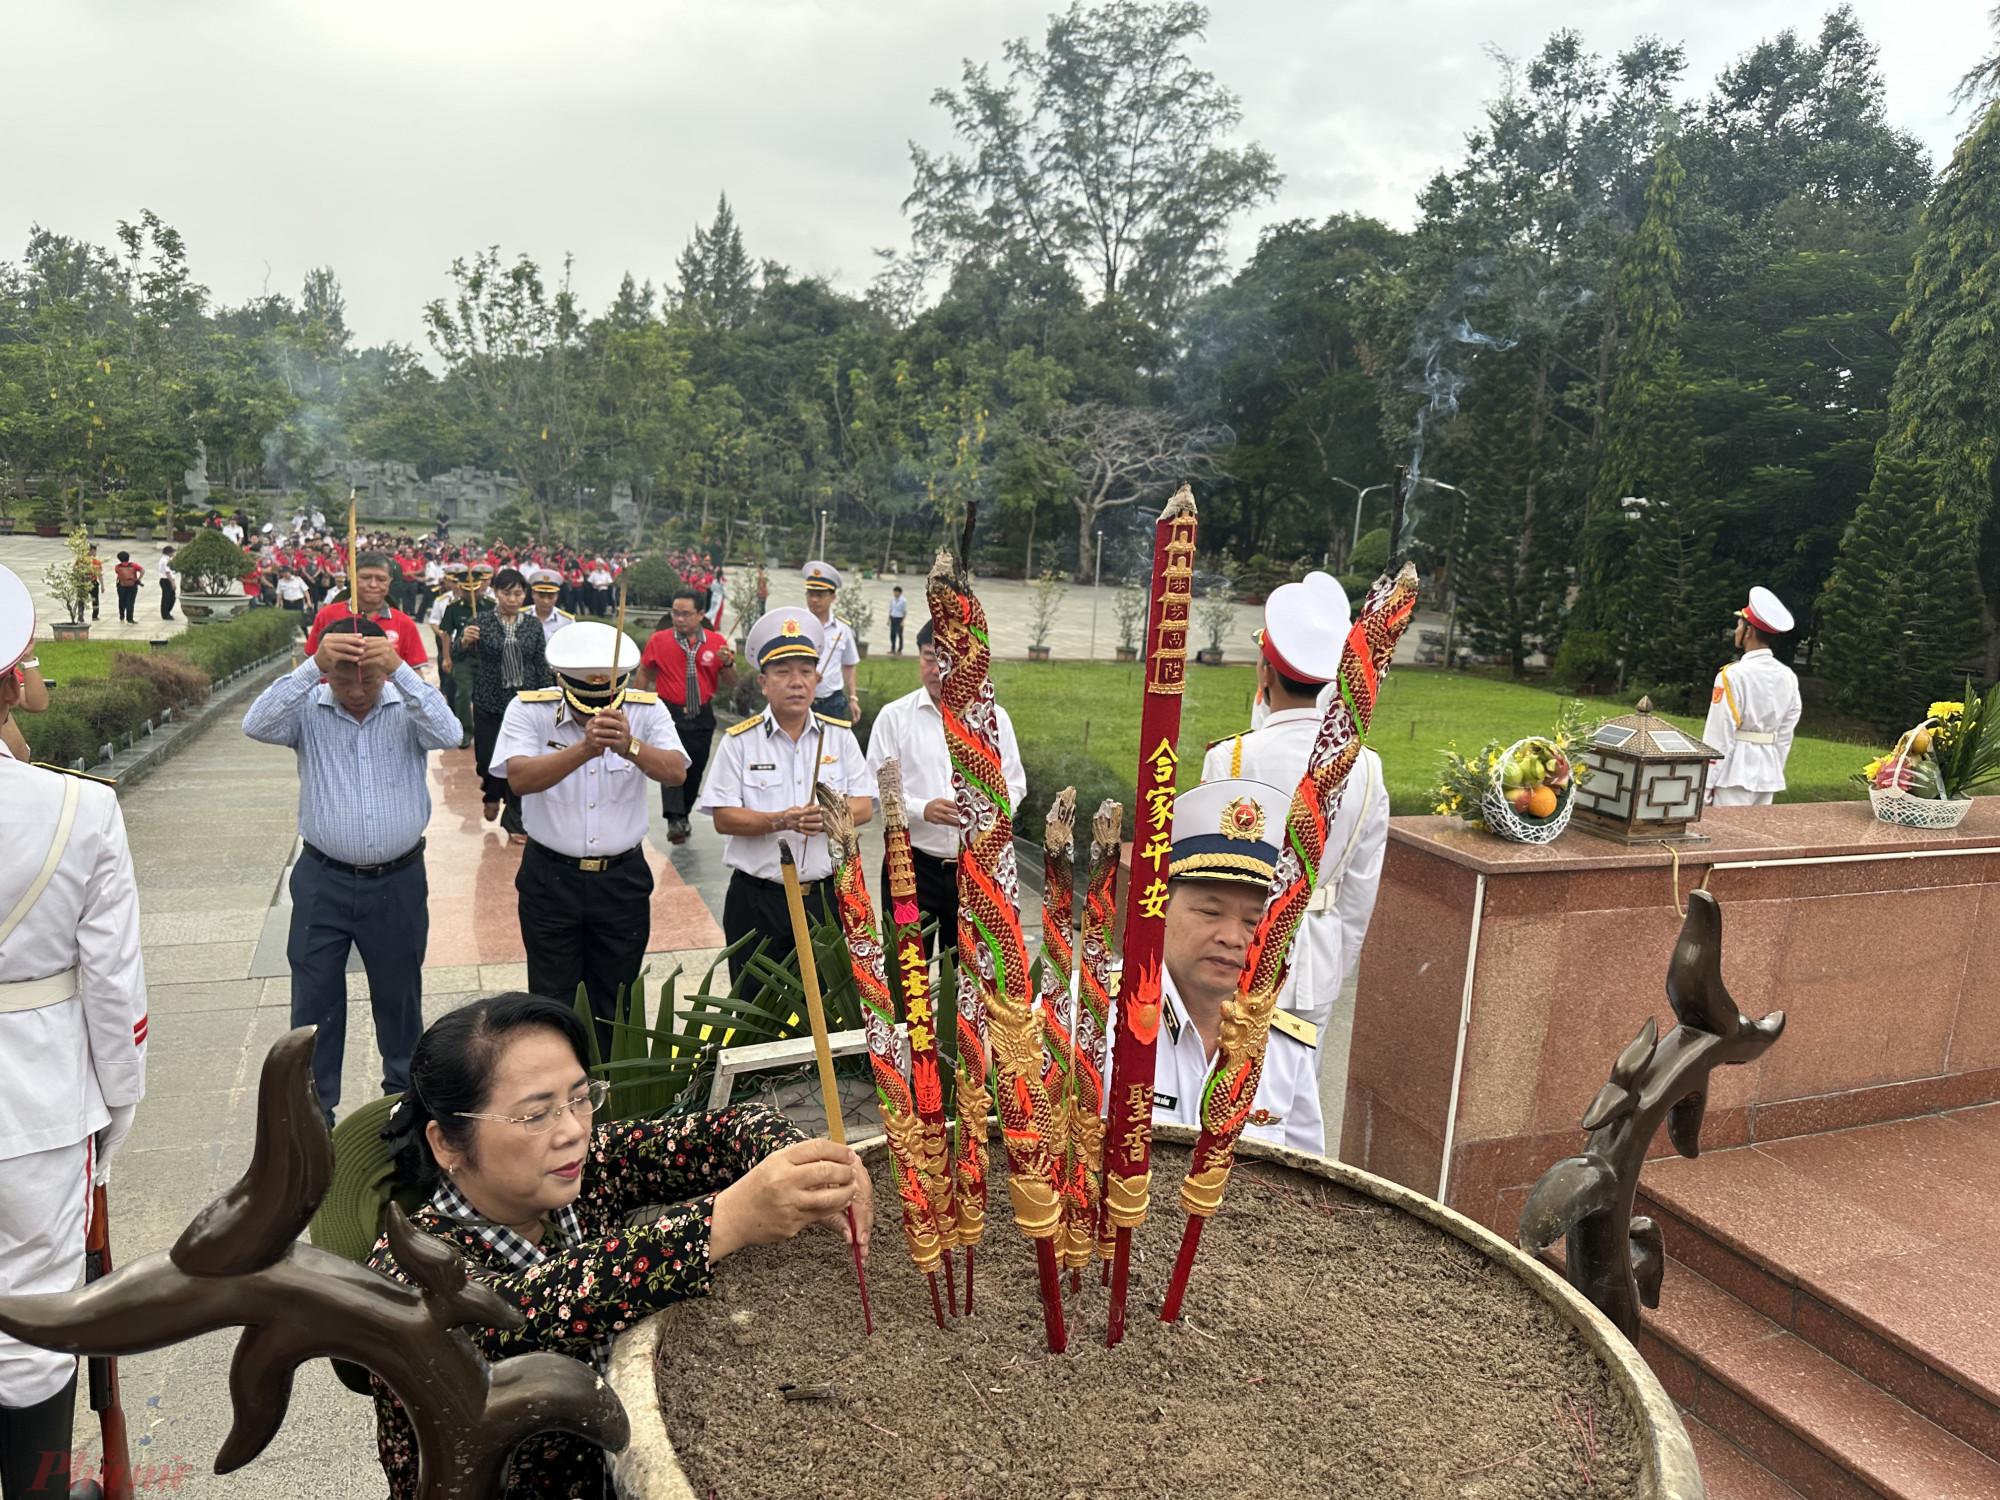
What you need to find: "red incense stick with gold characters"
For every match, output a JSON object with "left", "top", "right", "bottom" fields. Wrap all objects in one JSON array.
[
  {"left": 926, "top": 551, "right": 1068, "bottom": 1352},
  {"left": 869, "top": 762, "right": 959, "bottom": 1322},
  {"left": 1158, "top": 563, "right": 1418, "bottom": 1323},
  {"left": 1101, "top": 484, "right": 1198, "bottom": 1345}
]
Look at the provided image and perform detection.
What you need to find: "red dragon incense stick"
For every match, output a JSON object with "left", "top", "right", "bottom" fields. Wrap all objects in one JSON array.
[
  {"left": 1101, "top": 484, "right": 1199, "bottom": 1346},
  {"left": 1076, "top": 799, "right": 1123, "bottom": 1275},
  {"left": 1157, "top": 563, "right": 1418, "bottom": 1324},
  {"left": 1032, "top": 792, "right": 1090, "bottom": 1276},
  {"left": 816, "top": 781, "right": 950, "bottom": 1327},
  {"left": 927, "top": 551, "right": 1068, "bottom": 1353}
]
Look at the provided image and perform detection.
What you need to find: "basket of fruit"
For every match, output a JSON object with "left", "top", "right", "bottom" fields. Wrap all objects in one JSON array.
[
  {"left": 1856, "top": 684, "right": 1999, "bottom": 830},
  {"left": 1430, "top": 705, "right": 1593, "bottom": 845},
  {"left": 1479, "top": 736, "right": 1577, "bottom": 844}
]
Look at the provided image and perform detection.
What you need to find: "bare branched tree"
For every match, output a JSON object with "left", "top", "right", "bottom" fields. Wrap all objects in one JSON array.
[{"left": 1047, "top": 402, "right": 1229, "bottom": 576}]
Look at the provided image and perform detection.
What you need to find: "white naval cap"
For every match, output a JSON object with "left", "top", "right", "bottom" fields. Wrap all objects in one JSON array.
[
  {"left": 0, "top": 564, "right": 34, "bottom": 671},
  {"left": 1260, "top": 570, "right": 1351, "bottom": 684},
  {"left": 530, "top": 568, "right": 562, "bottom": 590},
  {"left": 745, "top": 606, "right": 825, "bottom": 669},
  {"left": 545, "top": 621, "right": 643, "bottom": 679},
  {"left": 1169, "top": 777, "right": 1288, "bottom": 888},
  {"left": 802, "top": 560, "right": 842, "bottom": 592},
  {"left": 1740, "top": 586, "right": 1794, "bottom": 636}
]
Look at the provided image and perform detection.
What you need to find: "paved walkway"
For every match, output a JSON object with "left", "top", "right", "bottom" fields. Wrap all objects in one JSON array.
[{"left": 0, "top": 533, "right": 188, "bottom": 646}]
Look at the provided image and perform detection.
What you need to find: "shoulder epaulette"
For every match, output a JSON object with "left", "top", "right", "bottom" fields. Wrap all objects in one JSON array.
[
  {"left": 814, "top": 711, "right": 852, "bottom": 729},
  {"left": 622, "top": 689, "right": 659, "bottom": 705},
  {"left": 1206, "top": 732, "right": 1246, "bottom": 752},
  {"left": 725, "top": 715, "right": 763, "bottom": 737},
  {"left": 30, "top": 762, "right": 116, "bottom": 786},
  {"left": 1270, "top": 1009, "right": 1319, "bottom": 1049},
  {"left": 516, "top": 688, "right": 562, "bottom": 703}
]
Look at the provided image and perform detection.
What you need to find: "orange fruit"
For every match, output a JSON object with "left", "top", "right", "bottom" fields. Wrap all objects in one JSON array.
[{"left": 1525, "top": 784, "right": 1558, "bottom": 818}]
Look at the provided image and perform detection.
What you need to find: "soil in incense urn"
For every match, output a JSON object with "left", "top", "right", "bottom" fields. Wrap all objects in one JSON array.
[{"left": 652, "top": 1145, "right": 1643, "bottom": 1499}]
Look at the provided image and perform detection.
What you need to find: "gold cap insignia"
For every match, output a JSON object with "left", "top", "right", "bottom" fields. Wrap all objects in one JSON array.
[
  {"left": 1222, "top": 797, "right": 1266, "bottom": 842},
  {"left": 781, "top": 618, "right": 802, "bottom": 636}
]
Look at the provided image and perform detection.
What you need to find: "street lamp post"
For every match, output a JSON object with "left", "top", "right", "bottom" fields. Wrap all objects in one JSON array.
[
  {"left": 1088, "top": 530, "right": 1104, "bottom": 660},
  {"left": 1330, "top": 477, "right": 1392, "bottom": 569}
]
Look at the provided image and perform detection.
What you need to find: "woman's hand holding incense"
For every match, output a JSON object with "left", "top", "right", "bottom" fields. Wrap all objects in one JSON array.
[{"left": 712, "top": 1140, "right": 872, "bottom": 1265}]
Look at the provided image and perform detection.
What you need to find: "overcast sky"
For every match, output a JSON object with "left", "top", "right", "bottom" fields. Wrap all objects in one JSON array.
[{"left": 2, "top": 1, "right": 1988, "bottom": 349}]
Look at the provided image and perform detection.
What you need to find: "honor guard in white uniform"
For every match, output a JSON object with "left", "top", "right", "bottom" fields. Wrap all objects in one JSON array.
[
  {"left": 800, "top": 561, "right": 861, "bottom": 723},
  {"left": 0, "top": 565, "right": 147, "bottom": 1475},
  {"left": 1703, "top": 586, "right": 1801, "bottom": 808},
  {"left": 697, "top": 608, "right": 874, "bottom": 981},
  {"left": 529, "top": 567, "right": 574, "bottom": 644},
  {"left": 1201, "top": 573, "right": 1387, "bottom": 1056},
  {"left": 491, "top": 622, "right": 687, "bottom": 1055},
  {"left": 1117, "top": 780, "right": 1325, "bottom": 1155}
]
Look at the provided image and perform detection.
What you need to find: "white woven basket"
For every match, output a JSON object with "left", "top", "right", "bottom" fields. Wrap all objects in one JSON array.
[
  {"left": 1480, "top": 736, "right": 1575, "bottom": 845},
  {"left": 1868, "top": 718, "right": 1974, "bottom": 829}
]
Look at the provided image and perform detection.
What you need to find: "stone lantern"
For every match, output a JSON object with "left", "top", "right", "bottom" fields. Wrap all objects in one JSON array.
[{"left": 1570, "top": 697, "right": 1720, "bottom": 844}]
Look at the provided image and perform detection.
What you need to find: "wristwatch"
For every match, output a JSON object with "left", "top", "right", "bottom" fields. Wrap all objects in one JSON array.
[{"left": 628, "top": 736, "right": 642, "bottom": 759}]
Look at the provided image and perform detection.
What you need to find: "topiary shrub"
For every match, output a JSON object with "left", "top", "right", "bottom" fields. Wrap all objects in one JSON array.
[
  {"left": 172, "top": 527, "right": 255, "bottom": 595},
  {"left": 1552, "top": 630, "right": 1620, "bottom": 695},
  {"left": 165, "top": 608, "right": 294, "bottom": 677},
  {"left": 618, "top": 554, "right": 684, "bottom": 610},
  {"left": 1349, "top": 528, "right": 1391, "bottom": 576}
]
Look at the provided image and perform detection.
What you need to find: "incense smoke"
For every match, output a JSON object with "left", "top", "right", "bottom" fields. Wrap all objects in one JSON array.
[{"left": 1400, "top": 279, "right": 1514, "bottom": 553}]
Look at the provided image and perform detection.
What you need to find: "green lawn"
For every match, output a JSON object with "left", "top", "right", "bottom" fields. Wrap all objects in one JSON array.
[
  {"left": 857, "top": 657, "right": 1869, "bottom": 816},
  {"left": 28, "top": 640, "right": 141, "bottom": 685}
]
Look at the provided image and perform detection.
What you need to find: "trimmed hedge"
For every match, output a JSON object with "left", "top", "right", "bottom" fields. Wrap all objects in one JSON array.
[{"left": 23, "top": 608, "right": 295, "bottom": 768}]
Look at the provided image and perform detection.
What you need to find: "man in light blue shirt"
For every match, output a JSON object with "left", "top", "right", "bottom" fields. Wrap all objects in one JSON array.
[{"left": 243, "top": 618, "right": 461, "bottom": 1116}]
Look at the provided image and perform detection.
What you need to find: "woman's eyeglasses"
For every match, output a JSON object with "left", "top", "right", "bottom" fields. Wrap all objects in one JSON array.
[{"left": 455, "top": 1079, "right": 609, "bottom": 1135}]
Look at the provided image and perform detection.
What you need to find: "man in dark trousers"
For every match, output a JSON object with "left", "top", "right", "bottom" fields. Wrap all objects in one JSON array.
[
  {"left": 492, "top": 623, "right": 687, "bottom": 1055},
  {"left": 636, "top": 587, "right": 737, "bottom": 844},
  {"left": 242, "top": 615, "right": 461, "bottom": 1119}
]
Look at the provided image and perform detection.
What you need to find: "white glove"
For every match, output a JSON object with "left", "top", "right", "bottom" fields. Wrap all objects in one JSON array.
[{"left": 94, "top": 1102, "right": 137, "bottom": 1185}]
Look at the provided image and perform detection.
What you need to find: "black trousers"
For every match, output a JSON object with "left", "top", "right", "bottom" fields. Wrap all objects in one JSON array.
[
  {"left": 723, "top": 871, "right": 832, "bottom": 981},
  {"left": 287, "top": 849, "right": 428, "bottom": 1110},
  {"left": 888, "top": 614, "right": 905, "bottom": 652},
  {"left": 0, "top": 1367, "right": 76, "bottom": 1500},
  {"left": 518, "top": 841, "right": 654, "bottom": 1058},
  {"left": 880, "top": 845, "right": 959, "bottom": 958},
  {"left": 160, "top": 578, "right": 176, "bottom": 619},
  {"left": 661, "top": 705, "right": 714, "bottom": 820},
  {"left": 115, "top": 583, "right": 138, "bottom": 622},
  {"left": 472, "top": 704, "right": 522, "bottom": 831}
]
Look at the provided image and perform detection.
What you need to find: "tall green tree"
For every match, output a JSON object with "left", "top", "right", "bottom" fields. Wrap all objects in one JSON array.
[{"left": 674, "top": 196, "right": 757, "bottom": 332}]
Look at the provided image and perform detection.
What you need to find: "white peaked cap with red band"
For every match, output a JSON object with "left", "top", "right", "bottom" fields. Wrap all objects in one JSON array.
[
  {"left": 0, "top": 564, "right": 34, "bottom": 672},
  {"left": 1740, "top": 585, "right": 1794, "bottom": 636},
  {"left": 1260, "top": 570, "right": 1351, "bottom": 684}
]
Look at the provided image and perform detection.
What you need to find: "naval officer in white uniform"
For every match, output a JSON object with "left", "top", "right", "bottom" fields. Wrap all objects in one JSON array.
[
  {"left": 801, "top": 561, "right": 862, "bottom": 723},
  {"left": 1119, "top": 779, "right": 1326, "bottom": 1156},
  {"left": 1703, "top": 585, "right": 1801, "bottom": 807},
  {"left": 1201, "top": 572, "right": 1387, "bottom": 1053},
  {"left": 0, "top": 564, "right": 147, "bottom": 1483},
  {"left": 697, "top": 608, "right": 873, "bottom": 980},
  {"left": 492, "top": 621, "right": 686, "bottom": 1055}
]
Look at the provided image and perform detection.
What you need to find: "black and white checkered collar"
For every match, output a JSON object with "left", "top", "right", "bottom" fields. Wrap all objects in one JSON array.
[{"left": 428, "top": 1179, "right": 585, "bottom": 1272}]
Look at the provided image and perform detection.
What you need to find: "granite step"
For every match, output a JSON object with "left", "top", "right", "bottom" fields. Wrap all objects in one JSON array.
[
  {"left": 1636, "top": 1112, "right": 2000, "bottom": 1462},
  {"left": 1641, "top": 1257, "right": 2000, "bottom": 1500},
  {"left": 1681, "top": 1412, "right": 1808, "bottom": 1500}
]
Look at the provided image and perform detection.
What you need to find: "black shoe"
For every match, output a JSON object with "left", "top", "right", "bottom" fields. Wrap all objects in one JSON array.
[{"left": 668, "top": 817, "right": 690, "bottom": 844}]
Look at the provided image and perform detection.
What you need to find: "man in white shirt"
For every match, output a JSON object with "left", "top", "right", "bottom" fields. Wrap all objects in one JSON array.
[
  {"left": 1117, "top": 778, "right": 1326, "bottom": 1156},
  {"left": 698, "top": 608, "right": 874, "bottom": 981},
  {"left": 1200, "top": 572, "right": 1386, "bottom": 1053},
  {"left": 493, "top": 622, "right": 687, "bottom": 1055},
  {"left": 528, "top": 568, "right": 574, "bottom": 644},
  {"left": 887, "top": 585, "right": 909, "bottom": 655},
  {"left": 865, "top": 618, "right": 1026, "bottom": 954},
  {"left": 801, "top": 561, "right": 861, "bottom": 722},
  {"left": 1703, "top": 586, "right": 1802, "bottom": 807},
  {"left": 0, "top": 566, "right": 147, "bottom": 1476}
]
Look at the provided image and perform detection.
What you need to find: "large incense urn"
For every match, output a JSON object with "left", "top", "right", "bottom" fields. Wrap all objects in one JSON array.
[{"left": 607, "top": 1126, "right": 1702, "bottom": 1500}]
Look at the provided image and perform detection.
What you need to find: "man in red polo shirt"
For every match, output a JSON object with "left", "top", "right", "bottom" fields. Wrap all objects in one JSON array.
[
  {"left": 637, "top": 586, "right": 737, "bottom": 842},
  {"left": 304, "top": 550, "right": 431, "bottom": 673}
]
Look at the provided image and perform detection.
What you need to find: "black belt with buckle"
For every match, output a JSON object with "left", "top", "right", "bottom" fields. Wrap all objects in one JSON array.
[
  {"left": 528, "top": 839, "right": 644, "bottom": 873},
  {"left": 303, "top": 838, "right": 425, "bottom": 877}
]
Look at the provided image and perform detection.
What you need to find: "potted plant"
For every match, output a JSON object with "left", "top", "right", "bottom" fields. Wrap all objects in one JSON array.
[
  {"left": 1026, "top": 569, "right": 1065, "bottom": 661},
  {"left": 171, "top": 527, "right": 256, "bottom": 625},
  {"left": 133, "top": 503, "right": 156, "bottom": 543},
  {"left": 1195, "top": 582, "right": 1235, "bottom": 666},
  {"left": 1858, "top": 682, "right": 2000, "bottom": 829},
  {"left": 1113, "top": 577, "right": 1144, "bottom": 662},
  {"left": 45, "top": 528, "right": 96, "bottom": 640},
  {"left": 33, "top": 487, "right": 64, "bottom": 538},
  {"left": 835, "top": 580, "right": 875, "bottom": 658}
]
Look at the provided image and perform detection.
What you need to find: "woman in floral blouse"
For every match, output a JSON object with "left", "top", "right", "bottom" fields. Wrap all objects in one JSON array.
[{"left": 369, "top": 992, "right": 872, "bottom": 1497}]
